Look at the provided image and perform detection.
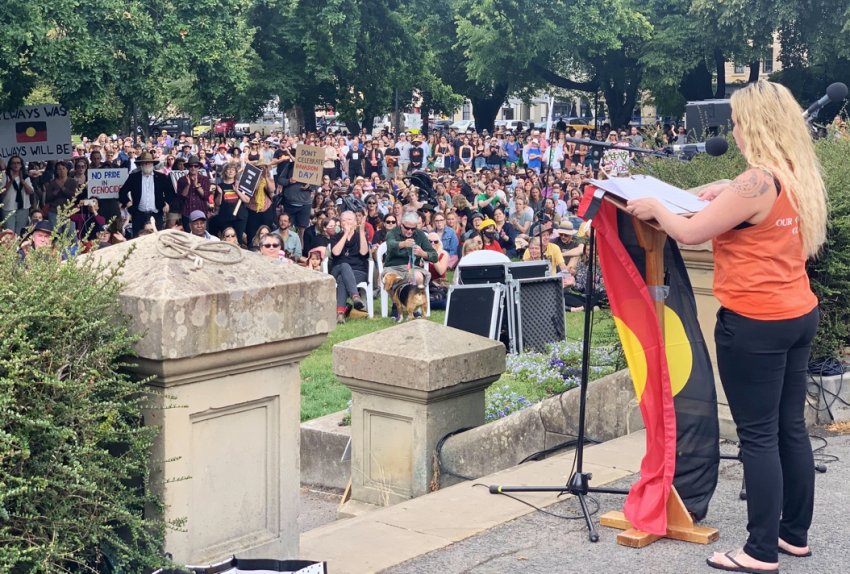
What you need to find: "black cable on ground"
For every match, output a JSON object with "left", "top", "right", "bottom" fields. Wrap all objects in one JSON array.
[
  {"left": 473, "top": 483, "right": 600, "bottom": 521},
  {"left": 434, "top": 427, "right": 475, "bottom": 482}
]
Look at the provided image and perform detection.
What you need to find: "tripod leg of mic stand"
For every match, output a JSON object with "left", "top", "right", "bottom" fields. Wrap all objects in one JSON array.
[{"left": 576, "top": 493, "right": 600, "bottom": 542}]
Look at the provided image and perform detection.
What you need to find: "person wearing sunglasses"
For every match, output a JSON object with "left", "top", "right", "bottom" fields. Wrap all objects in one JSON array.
[
  {"left": 259, "top": 232, "right": 287, "bottom": 262},
  {"left": 382, "top": 210, "right": 438, "bottom": 292}
]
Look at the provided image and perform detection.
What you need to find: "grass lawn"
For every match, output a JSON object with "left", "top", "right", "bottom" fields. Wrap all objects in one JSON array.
[{"left": 300, "top": 305, "right": 617, "bottom": 422}]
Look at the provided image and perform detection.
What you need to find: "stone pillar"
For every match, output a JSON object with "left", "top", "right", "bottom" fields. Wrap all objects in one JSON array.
[
  {"left": 87, "top": 232, "right": 336, "bottom": 564},
  {"left": 333, "top": 321, "right": 505, "bottom": 514}
]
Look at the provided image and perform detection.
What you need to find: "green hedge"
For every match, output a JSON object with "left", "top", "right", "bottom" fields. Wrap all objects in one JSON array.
[
  {"left": 0, "top": 240, "right": 167, "bottom": 571},
  {"left": 634, "top": 136, "right": 850, "bottom": 359}
]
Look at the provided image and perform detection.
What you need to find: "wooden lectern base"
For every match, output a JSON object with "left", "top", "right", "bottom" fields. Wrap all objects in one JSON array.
[{"left": 599, "top": 486, "right": 719, "bottom": 548}]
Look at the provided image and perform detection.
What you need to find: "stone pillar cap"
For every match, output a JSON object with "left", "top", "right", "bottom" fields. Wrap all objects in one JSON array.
[
  {"left": 333, "top": 320, "right": 505, "bottom": 392},
  {"left": 83, "top": 230, "right": 336, "bottom": 360}
]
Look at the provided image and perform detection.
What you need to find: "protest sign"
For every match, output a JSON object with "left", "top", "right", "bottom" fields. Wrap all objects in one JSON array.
[
  {"left": 293, "top": 144, "right": 324, "bottom": 186},
  {"left": 170, "top": 170, "right": 189, "bottom": 191},
  {"left": 87, "top": 168, "right": 128, "bottom": 200},
  {"left": 0, "top": 104, "right": 73, "bottom": 162},
  {"left": 238, "top": 163, "right": 263, "bottom": 198}
]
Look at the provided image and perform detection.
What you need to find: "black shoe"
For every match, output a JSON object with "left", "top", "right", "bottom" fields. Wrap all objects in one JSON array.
[{"left": 352, "top": 296, "right": 366, "bottom": 311}]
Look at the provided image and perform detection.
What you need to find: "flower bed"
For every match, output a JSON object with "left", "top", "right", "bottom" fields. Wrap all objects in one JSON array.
[{"left": 485, "top": 339, "right": 623, "bottom": 421}]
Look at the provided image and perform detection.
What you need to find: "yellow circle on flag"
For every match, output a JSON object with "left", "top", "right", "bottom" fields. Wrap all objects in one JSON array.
[
  {"left": 613, "top": 305, "right": 693, "bottom": 401},
  {"left": 26, "top": 127, "right": 37, "bottom": 137}
]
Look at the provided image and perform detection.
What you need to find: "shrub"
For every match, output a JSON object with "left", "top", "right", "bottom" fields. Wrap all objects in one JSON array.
[
  {"left": 0, "top": 235, "right": 167, "bottom": 571},
  {"left": 635, "top": 135, "right": 850, "bottom": 359}
]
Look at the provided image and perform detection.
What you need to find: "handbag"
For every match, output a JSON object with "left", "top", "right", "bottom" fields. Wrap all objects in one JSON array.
[{"left": 434, "top": 156, "right": 445, "bottom": 169}]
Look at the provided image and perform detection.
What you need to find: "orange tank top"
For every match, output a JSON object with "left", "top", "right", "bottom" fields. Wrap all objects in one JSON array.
[{"left": 712, "top": 181, "right": 817, "bottom": 320}]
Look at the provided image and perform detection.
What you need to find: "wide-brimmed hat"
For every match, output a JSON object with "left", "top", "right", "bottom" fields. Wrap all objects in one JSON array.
[
  {"left": 136, "top": 151, "right": 157, "bottom": 164},
  {"left": 556, "top": 220, "right": 577, "bottom": 236},
  {"left": 186, "top": 155, "right": 202, "bottom": 166},
  {"left": 33, "top": 220, "right": 54, "bottom": 234}
]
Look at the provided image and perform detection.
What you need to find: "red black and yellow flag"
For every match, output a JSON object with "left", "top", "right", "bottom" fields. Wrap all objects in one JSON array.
[
  {"left": 579, "top": 192, "right": 719, "bottom": 534},
  {"left": 16, "top": 121, "right": 48, "bottom": 143}
]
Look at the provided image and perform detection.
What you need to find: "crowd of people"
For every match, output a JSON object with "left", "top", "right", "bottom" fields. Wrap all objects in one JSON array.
[{"left": 1, "top": 121, "right": 639, "bottom": 318}]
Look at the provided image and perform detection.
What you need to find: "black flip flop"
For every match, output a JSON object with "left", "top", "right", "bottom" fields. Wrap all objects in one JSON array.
[
  {"left": 706, "top": 551, "right": 779, "bottom": 574},
  {"left": 778, "top": 546, "right": 812, "bottom": 558}
]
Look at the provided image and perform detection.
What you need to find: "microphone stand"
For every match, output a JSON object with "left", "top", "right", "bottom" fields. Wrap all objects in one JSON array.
[{"left": 489, "top": 223, "right": 629, "bottom": 543}]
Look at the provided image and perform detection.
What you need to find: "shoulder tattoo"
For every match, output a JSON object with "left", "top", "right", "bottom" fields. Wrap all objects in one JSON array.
[{"left": 731, "top": 170, "right": 771, "bottom": 198}]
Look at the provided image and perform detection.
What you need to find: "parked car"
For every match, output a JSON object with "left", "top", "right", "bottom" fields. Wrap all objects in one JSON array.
[
  {"left": 430, "top": 119, "right": 452, "bottom": 132},
  {"left": 214, "top": 117, "right": 236, "bottom": 136},
  {"left": 149, "top": 117, "right": 193, "bottom": 137},
  {"left": 234, "top": 122, "right": 251, "bottom": 136},
  {"left": 450, "top": 119, "right": 476, "bottom": 132},
  {"left": 562, "top": 116, "right": 595, "bottom": 133}
]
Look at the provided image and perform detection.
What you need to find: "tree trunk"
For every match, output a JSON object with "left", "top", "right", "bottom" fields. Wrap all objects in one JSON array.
[
  {"left": 302, "top": 104, "right": 317, "bottom": 133},
  {"left": 747, "top": 61, "right": 761, "bottom": 84},
  {"left": 714, "top": 48, "right": 726, "bottom": 99},
  {"left": 679, "top": 59, "right": 714, "bottom": 102},
  {"left": 420, "top": 102, "right": 430, "bottom": 137},
  {"left": 287, "top": 106, "right": 303, "bottom": 136},
  {"left": 470, "top": 83, "right": 509, "bottom": 133}
]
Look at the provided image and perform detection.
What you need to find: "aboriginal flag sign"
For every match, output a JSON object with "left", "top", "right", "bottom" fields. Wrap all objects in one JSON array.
[
  {"left": 579, "top": 190, "right": 719, "bottom": 535},
  {"left": 16, "top": 121, "right": 48, "bottom": 143}
]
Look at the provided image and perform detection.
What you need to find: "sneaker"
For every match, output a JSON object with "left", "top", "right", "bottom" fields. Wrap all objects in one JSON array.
[
  {"left": 336, "top": 313, "right": 346, "bottom": 324},
  {"left": 352, "top": 296, "right": 366, "bottom": 311}
]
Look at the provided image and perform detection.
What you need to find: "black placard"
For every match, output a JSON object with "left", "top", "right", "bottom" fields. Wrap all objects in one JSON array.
[{"left": 237, "top": 163, "right": 263, "bottom": 198}]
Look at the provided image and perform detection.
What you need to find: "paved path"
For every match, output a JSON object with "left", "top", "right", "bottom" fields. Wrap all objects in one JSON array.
[{"left": 301, "top": 430, "right": 850, "bottom": 574}]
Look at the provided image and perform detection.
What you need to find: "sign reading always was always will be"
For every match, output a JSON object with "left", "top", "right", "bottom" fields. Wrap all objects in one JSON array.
[{"left": 0, "top": 104, "right": 73, "bottom": 162}]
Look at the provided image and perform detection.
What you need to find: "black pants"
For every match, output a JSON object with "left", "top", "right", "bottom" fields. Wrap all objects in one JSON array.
[
  {"left": 130, "top": 208, "right": 163, "bottom": 236},
  {"left": 331, "top": 263, "right": 367, "bottom": 310},
  {"left": 715, "top": 306, "right": 819, "bottom": 563},
  {"left": 209, "top": 207, "right": 248, "bottom": 245},
  {"left": 246, "top": 208, "right": 275, "bottom": 247}
]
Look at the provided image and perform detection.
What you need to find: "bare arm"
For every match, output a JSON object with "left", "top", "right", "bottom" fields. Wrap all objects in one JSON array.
[{"left": 627, "top": 169, "right": 776, "bottom": 245}]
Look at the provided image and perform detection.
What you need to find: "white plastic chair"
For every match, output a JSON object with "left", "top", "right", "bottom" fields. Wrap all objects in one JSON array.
[{"left": 376, "top": 241, "right": 430, "bottom": 318}]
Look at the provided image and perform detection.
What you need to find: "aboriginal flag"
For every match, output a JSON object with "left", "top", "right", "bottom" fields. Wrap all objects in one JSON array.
[
  {"left": 619, "top": 212, "right": 720, "bottom": 521},
  {"left": 16, "top": 121, "right": 48, "bottom": 143},
  {"left": 578, "top": 190, "right": 719, "bottom": 534}
]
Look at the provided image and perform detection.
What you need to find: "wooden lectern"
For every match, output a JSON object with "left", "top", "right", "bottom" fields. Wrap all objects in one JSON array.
[{"left": 589, "top": 178, "right": 720, "bottom": 548}]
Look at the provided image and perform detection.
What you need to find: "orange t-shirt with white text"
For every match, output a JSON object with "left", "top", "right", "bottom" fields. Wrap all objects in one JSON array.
[{"left": 712, "top": 183, "right": 817, "bottom": 320}]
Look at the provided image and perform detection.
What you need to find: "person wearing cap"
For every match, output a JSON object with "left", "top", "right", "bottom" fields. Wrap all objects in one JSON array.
[
  {"left": 408, "top": 137, "right": 425, "bottom": 172},
  {"left": 188, "top": 210, "right": 219, "bottom": 241},
  {"left": 119, "top": 151, "right": 175, "bottom": 235},
  {"left": 477, "top": 217, "right": 504, "bottom": 253},
  {"left": 176, "top": 156, "right": 213, "bottom": 230}
]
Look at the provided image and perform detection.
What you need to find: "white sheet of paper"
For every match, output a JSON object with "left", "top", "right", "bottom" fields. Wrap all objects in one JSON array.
[{"left": 588, "top": 175, "right": 709, "bottom": 215}]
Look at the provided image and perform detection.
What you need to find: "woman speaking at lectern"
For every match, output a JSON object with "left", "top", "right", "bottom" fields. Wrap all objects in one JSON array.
[{"left": 627, "top": 80, "right": 827, "bottom": 574}]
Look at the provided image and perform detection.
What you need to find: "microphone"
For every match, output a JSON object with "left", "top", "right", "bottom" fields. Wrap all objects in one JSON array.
[
  {"left": 668, "top": 136, "right": 728, "bottom": 157},
  {"left": 802, "top": 82, "right": 848, "bottom": 121}
]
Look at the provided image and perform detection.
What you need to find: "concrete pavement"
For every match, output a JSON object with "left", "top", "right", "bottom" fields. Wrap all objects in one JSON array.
[{"left": 300, "top": 429, "right": 850, "bottom": 574}]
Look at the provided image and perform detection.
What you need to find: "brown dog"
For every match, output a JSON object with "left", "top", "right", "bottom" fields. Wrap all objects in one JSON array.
[{"left": 383, "top": 272, "right": 427, "bottom": 322}]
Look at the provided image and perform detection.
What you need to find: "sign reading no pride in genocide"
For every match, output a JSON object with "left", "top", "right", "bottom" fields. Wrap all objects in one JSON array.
[
  {"left": 293, "top": 144, "right": 324, "bottom": 186},
  {"left": 0, "top": 104, "right": 73, "bottom": 162},
  {"left": 87, "top": 168, "right": 129, "bottom": 200}
]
